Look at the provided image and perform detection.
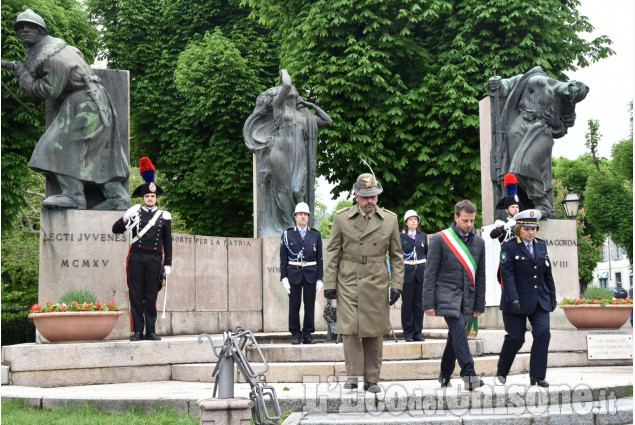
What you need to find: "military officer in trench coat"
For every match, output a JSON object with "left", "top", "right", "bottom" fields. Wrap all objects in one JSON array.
[{"left": 323, "top": 173, "right": 404, "bottom": 393}]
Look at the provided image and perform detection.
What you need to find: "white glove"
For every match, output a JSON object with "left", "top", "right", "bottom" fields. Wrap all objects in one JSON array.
[
  {"left": 163, "top": 266, "right": 171, "bottom": 276},
  {"left": 316, "top": 280, "right": 323, "bottom": 294},
  {"left": 493, "top": 220, "right": 505, "bottom": 227},
  {"left": 123, "top": 204, "right": 141, "bottom": 222},
  {"left": 282, "top": 277, "right": 290, "bottom": 294},
  {"left": 503, "top": 219, "right": 516, "bottom": 230}
]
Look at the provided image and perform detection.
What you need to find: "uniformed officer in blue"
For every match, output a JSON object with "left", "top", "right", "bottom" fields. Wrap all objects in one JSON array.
[
  {"left": 497, "top": 209, "right": 556, "bottom": 387},
  {"left": 280, "top": 202, "right": 323, "bottom": 345},
  {"left": 113, "top": 158, "right": 172, "bottom": 342},
  {"left": 400, "top": 210, "right": 427, "bottom": 342}
]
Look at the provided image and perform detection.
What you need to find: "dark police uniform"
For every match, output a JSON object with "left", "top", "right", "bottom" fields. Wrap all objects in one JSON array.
[
  {"left": 280, "top": 226, "right": 323, "bottom": 341},
  {"left": 113, "top": 205, "right": 172, "bottom": 337},
  {"left": 498, "top": 235, "right": 555, "bottom": 381},
  {"left": 399, "top": 230, "right": 427, "bottom": 341}
]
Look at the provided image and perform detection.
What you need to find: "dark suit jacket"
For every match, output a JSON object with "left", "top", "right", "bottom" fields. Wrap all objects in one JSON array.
[
  {"left": 499, "top": 237, "right": 556, "bottom": 314},
  {"left": 280, "top": 227, "right": 323, "bottom": 285},
  {"left": 423, "top": 221, "right": 486, "bottom": 319},
  {"left": 400, "top": 230, "right": 427, "bottom": 283}
]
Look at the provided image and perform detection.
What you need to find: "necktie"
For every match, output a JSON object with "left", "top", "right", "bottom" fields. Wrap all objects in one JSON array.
[
  {"left": 527, "top": 242, "right": 534, "bottom": 258},
  {"left": 300, "top": 229, "right": 306, "bottom": 239},
  {"left": 408, "top": 231, "right": 416, "bottom": 238}
]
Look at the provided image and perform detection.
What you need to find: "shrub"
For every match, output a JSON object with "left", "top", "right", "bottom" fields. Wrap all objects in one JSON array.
[
  {"left": 59, "top": 289, "right": 98, "bottom": 305},
  {"left": 581, "top": 286, "right": 614, "bottom": 301}
]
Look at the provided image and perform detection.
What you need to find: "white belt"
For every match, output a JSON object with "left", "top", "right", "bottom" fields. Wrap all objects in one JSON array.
[
  {"left": 404, "top": 259, "right": 427, "bottom": 265},
  {"left": 289, "top": 261, "right": 317, "bottom": 267}
]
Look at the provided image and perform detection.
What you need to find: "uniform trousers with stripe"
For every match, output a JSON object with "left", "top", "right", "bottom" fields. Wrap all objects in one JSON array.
[
  {"left": 128, "top": 249, "right": 162, "bottom": 334},
  {"left": 288, "top": 279, "right": 316, "bottom": 339}
]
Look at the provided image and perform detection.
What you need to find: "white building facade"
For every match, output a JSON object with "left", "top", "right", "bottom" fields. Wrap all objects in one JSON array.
[{"left": 591, "top": 238, "right": 632, "bottom": 293}]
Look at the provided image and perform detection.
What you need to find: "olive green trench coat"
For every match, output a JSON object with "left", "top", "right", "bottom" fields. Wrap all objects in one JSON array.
[{"left": 323, "top": 205, "right": 404, "bottom": 337}]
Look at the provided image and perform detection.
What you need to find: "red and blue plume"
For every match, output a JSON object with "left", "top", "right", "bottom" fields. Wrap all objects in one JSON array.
[
  {"left": 503, "top": 173, "right": 518, "bottom": 196},
  {"left": 139, "top": 157, "right": 156, "bottom": 183}
]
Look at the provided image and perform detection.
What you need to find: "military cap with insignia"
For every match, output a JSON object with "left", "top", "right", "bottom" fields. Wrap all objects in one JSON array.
[
  {"left": 131, "top": 157, "right": 166, "bottom": 198},
  {"left": 512, "top": 209, "right": 542, "bottom": 227},
  {"left": 353, "top": 173, "right": 383, "bottom": 196}
]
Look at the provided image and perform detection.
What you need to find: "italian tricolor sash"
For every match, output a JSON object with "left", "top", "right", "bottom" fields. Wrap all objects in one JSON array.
[{"left": 439, "top": 227, "right": 477, "bottom": 290}]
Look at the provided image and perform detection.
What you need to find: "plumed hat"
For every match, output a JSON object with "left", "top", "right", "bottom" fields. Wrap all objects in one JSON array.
[
  {"left": 495, "top": 173, "right": 521, "bottom": 210},
  {"left": 131, "top": 157, "right": 166, "bottom": 198},
  {"left": 353, "top": 173, "right": 383, "bottom": 196}
]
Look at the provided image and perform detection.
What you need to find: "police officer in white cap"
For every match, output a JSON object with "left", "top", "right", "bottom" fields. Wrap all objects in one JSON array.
[
  {"left": 497, "top": 209, "right": 556, "bottom": 387},
  {"left": 280, "top": 202, "right": 323, "bottom": 344},
  {"left": 400, "top": 210, "right": 428, "bottom": 341}
]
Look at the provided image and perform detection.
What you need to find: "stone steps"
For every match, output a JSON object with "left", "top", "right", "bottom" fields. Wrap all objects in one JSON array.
[
  {"left": 2, "top": 330, "right": 631, "bottom": 388},
  {"left": 2, "top": 367, "right": 632, "bottom": 423},
  {"left": 285, "top": 398, "right": 634, "bottom": 425}
]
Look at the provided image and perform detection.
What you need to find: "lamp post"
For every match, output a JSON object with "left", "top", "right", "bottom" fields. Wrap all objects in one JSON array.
[{"left": 562, "top": 187, "right": 581, "bottom": 219}]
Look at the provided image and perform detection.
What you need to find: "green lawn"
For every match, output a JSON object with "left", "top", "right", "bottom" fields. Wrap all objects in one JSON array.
[{"left": 0, "top": 400, "right": 198, "bottom": 425}]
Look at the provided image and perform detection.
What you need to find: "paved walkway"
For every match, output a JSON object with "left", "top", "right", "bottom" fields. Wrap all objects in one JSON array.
[{"left": 2, "top": 366, "right": 632, "bottom": 420}]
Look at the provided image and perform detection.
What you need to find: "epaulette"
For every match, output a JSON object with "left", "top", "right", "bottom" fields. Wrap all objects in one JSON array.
[
  {"left": 162, "top": 211, "right": 172, "bottom": 220},
  {"left": 534, "top": 237, "right": 544, "bottom": 242},
  {"left": 381, "top": 208, "right": 397, "bottom": 217},
  {"left": 516, "top": 236, "right": 522, "bottom": 243},
  {"left": 335, "top": 207, "right": 351, "bottom": 214}
]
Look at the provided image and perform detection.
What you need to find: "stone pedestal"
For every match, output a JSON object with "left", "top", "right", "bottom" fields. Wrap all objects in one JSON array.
[
  {"left": 39, "top": 210, "right": 130, "bottom": 339},
  {"left": 198, "top": 398, "right": 253, "bottom": 425},
  {"left": 479, "top": 96, "right": 496, "bottom": 224}
]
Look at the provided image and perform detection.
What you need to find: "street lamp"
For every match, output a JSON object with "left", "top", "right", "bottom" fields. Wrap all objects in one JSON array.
[{"left": 562, "top": 187, "right": 581, "bottom": 219}]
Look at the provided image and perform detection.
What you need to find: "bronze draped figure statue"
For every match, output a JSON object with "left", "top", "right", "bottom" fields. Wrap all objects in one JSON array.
[
  {"left": 488, "top": 66, "right": 589, "bottom": 219},
  {"left": 244, "top": 69, "right": 332, "bottom": 237},
  {"left": 2, "top": 9, "right": 130, "bottom": 210}
]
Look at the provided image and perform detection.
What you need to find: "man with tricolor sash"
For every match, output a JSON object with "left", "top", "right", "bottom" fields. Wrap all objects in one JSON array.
[{"left": 423, "top": 200, "right": 486, "bottom": 390}]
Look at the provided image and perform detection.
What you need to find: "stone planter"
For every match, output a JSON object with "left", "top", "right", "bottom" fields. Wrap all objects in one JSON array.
[
  {"left": 560, "top": 304, "right": 633, "bottom": 330},
  {"left": 28, "top": 311, "right": 123, "bottom": 343}
]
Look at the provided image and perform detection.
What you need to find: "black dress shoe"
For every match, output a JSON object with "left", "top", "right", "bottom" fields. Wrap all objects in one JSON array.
[
  {"left": 303, "top": 336, "right": 316, "bottom": 344},
  {"left": 495, "top": 375, "right": 507, "bottom": 385},
  {"left": 364, "top": 382, "right": 381, "bottom": 393},
  {"left": 438, "top": 375, "right": 452, "bottom": 388},
  {"left": 405, "top": 338, "right": 413, "bottom": 342},
  {"left": 343, "top": 378, "right": 358, "bottom": 389},
  {"left": 145, "top": 333, "right": 161, "bottom": 341},
  {"left": 462, "top": 375, "right": 484, "bottom": 391},
  {"left": 130, "top": 332, "right": 143, "bottom": 341},
  {"left": 530, "top": 377, "right": 549, "bottom": 387},
  {"left": 291, "top": 337, "right": 301, "bottom": 345},
  {"left": 413, "top": 335, "right": 424, "bottom": 341}
]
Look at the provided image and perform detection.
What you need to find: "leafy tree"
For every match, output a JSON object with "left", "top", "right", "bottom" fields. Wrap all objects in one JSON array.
[
  {"left": 552, "top": 154, "right": 604, "bottom": 244},
  {"left": 611, "top": 102, "right": 633, "bottom": 183},
  {"left": 584, "top": 119, "right": 602, "bottom": 173},
  {"left": 87, "top": 0, "right": 278, "bottom": 236},
  {"left": 316, "top": 199, "right": 354, "bottom": 238},
  {"left": 582, "top": 116, "right": 633, "bottom": 263},
  {"left": 247, "top": 0, "right": 614, "bottom": 232},
  {"left": 1, "top": 231, "right": 40, "bottom": 307},
  {"left": 585, "top": 170, "right": 632, "bottom": 262},
  {"left": 1, "top": 0, "right": 100, "bottom": 232}
]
